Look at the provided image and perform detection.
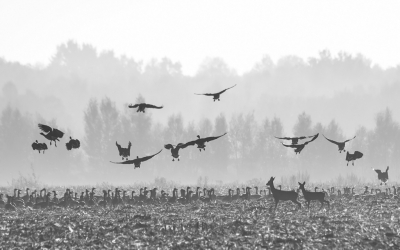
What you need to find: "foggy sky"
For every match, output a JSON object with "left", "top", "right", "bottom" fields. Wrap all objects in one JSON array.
[{"left": 1, "top": 1, "right": 400, "bottom": 75}]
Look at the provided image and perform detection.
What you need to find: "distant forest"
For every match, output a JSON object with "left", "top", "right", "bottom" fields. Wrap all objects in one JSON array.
[{"left": 1, "top": 40, "right": 400, "bottom": 185}]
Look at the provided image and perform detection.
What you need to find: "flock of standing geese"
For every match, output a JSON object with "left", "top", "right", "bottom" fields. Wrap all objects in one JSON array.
[{"left": 1, "top": 83, "right": 390, "bottom": 210}]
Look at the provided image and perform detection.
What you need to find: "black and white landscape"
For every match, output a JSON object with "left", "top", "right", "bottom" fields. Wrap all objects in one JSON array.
[{"left": 0, "top": 1, "right": 400, "bottom": 249}]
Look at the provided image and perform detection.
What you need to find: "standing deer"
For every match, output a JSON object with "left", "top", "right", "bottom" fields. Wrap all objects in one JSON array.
[
  {"left": 298, "top": 182, "right": 330, "bottom": 210},
  {"left": 266, "top": 177, "right": 301, "bottom": 211}
]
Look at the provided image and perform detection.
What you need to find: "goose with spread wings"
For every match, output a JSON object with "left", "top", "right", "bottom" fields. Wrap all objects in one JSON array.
[
  {"left": 128, "top": 103, "right": 163, "bottom": 113},
  {"left": 281, "top": 133, "right": 319, "bottom": 154},
  {"left": 275, "top": 134, "right": 317, "bottom": 145},
  {"left": 195, "top": 84, "right": 236, "bottom": 101},
  {"left": 373, "top": 166, "right": 389, "bottom": 185},
  {"left": 110, "top": 149, "right": 162, "bottom": 168},
  {"left": 164, "top": 143, "right": 192, "bottom": 161},
  {"left": 323, "top": 135, "right": 356, "bottom": 153},
  {"left": 185, "top": 132, "right": 227, "bottom": 151},
  {"left": 345, "top": 151, "right": 363, "bottom": 166},
  {"left": 38, "top": 124, "right": 64, "bottom": 147}
]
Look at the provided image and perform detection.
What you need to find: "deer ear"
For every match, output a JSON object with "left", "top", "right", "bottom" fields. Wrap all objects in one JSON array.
[
  {"left": 298, "top": 182, "right": 301, "bottom": 185},
  {"left": 303, "top": 181, "right": 306, "bottom": 185}
]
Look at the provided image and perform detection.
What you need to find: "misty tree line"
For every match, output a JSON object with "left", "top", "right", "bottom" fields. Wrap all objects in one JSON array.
[
  {"left": 1, "top": 40, "right": 400, "bottom": 184},
  {"left": 1, "top": 95, "right": 399, "bottom": 183}
]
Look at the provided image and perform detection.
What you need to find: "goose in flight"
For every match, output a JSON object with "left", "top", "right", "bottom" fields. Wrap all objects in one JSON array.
[
  {"left": 345, "top": 151, "right": 363, "bottom": 166},
  {"left": 66, "top": 137, "right": 80, "bottom": 150},
  {"left": 373, "top": 166, "right": 389, "bottom": 185},
  {"left": 323, "top": 135, "right": 356, "bottom": 153},
  {"left": 128, "top": 103, "right": 163, "bottom": 113},
  {"left": 281, "top": 133, "right": 319, "bottom": 154},
  {"left": 275, "top": 134, "right": 318, "bottom": 145},
  {"left": 164, "top": 142, "right": 192, "bottom": 161},
  {"left": 32, "top": 140, "right": 48, "bottom": 153},
  {"left": 38, "top": 124, "right": 64, "bottom": 147},
  {"left": 110, "top": 149, "right": 162, "bottom": 168},
  {"left": 185, "top": 132, "right": 227, "bottom": 151},
  {"left": 116, "top": 141, "right": 132, "bottom": 160},
  {"left": 195, "top": 84, "right": 236, "bottom": 102}
]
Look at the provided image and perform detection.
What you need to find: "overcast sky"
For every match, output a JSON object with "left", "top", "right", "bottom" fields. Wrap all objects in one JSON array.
[{"left": 1, "top": 1, "right": 400, "bottom": 75}]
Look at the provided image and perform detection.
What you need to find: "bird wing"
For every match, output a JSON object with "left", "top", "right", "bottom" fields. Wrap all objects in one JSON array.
[
  {"left": 198, "top": 132, "right": 227, "bottom": 143},
  {"left": 110, "top": 160, "right": 136, "bottom": 164},
  {"left": 281, "top": 142, "right": 299, "bottom": 148},
  {"left": 38, "top": 124, "right": 52, "bottom": 133},
  {"left": 74, "top": 139, "right": 80, "bottom": 148},
  {"left": 66, "top": 141, "right": 72, "bottom": 150},
  {"left": 144, "top": 104, "right": 163, "bottom": 109},
  {"left": 373, "top": 169, "right": 382, "bottom": 174},
  {"left": 180, "top": 140, "right": 197, "bottom": 149},
  {"left": 194, "top": 93, "right": 215, "bottom": 96},
  {"left": 137, "top": 149, "right": 163, "bottom": 163},
  {"left": 116, "top": 141, "right": 122, "bottom": 150},
  {"left": 217, "top": 84, "right": 237, "bottom": 94},
  {"left": 343, "top": 136, "right": 356, "bottom": 143},
  {"left": 305, "top": 133, "right": 319, "bottom": 144},
  {"left": 323, "top": 135, "right": 340, "bottom": 146},
  {"left": 128, "top": 104, "right": 139, "bottom": 108},
  {"left": 275, "top": 136, "right": 293, "bottom": 140},
  {"left": 52, "top": 129, "right": 64, "bottom": 138}
]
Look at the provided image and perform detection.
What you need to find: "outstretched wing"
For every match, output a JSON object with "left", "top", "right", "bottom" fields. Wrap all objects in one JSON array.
[
  {"left": 116, "top": 141, "right": 122, "bottom": 151},
  {"left": 144, "top": 104, "right": 163, "bottom": 109},
  {"left": 281, "top": 142, "right": 299, "bottom": 148},
  {"left": 344, "top": 136, "right": 356, "bottom": 143},
  {"left": 373, "top": 169, "right": 382, "bottom": 174},
  {"left": 194, "top": 93, "right": 215, "bottom": 96},
  {"left": 38, "top": 124, "right": 52, "bottom": 133},
  {"left": 323, "top": 135, "right": 340, "bottom": 146},
  {"left": 199, "top": 132, "right": 227, "bottom": 143},
  {"left": 128, "top": 104, "right": 140, "bottom": 108},
  {"left": 179, "top": 141, "right": 196, "bottom": 149},
  {"left": 52, "top": 128, "right": 64, "bottom": 138},
  {"left": 217, "top": 84, "right": 237, "bottom": 95},
  {"left": 110, "top": 160, "right": 136, "bottom": 164},
  {"left": 138, "top": 149, "right": 163, "bottom": 163},
  {"left": 304, "top": 133, "right": 319, "bottom": 145},
  {"left": 275, "top": 136, "right": 292, "bottom": 140}
]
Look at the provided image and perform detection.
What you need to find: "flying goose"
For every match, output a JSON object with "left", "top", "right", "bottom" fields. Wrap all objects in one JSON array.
[
  {"left": 128, "top": 103, "right": 163, "bottom": 113},
  {"left": 323, "top": 135, "right": 356, "bottom": 153},
  {"left": 38, "top": 124, "right": 64, "bottom": 147},
  {"left": 275, "top": 134, "right": 317, "bottom": 145},
  {"left": 345, "top": 151, "right": 363, "bottom": 166},
  {"left": 185, "top": 132, "right": 227, "bottom": 151},
  {"left": 110, "top": 149, "right": 162, "bottom": 168},
  {"left": 164, "top": 142, "right": 193, "bottom": 161},
  {"left": 373, "top": 166, "right": 389, "bottom": 185},
  {"left": 195, "top": 84, "right": 236, "bottom": 102},
  {"left": 281, "top": 133, "right": 319, "bottom": 154},
  {"left": 66, "top": 137, "right": 80, "bottom": 150}
]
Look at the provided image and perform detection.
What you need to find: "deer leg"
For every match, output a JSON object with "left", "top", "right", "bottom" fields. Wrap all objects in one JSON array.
[
  {"left": 319, "top": 200, "right": 324, "bottom": 210},
  {"left": 325, "top": 200, "right": 330, "bottom": 209},
  {"left": 274, "top": 199, "right": 279, "bottom": 210}
]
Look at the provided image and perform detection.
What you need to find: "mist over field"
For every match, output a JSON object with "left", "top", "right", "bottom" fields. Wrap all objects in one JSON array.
[{"left": 0, "top": 40, "right": 399, "bottom": 185}]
